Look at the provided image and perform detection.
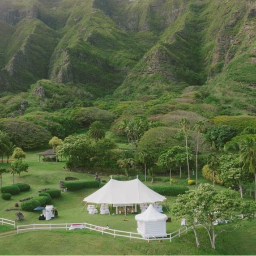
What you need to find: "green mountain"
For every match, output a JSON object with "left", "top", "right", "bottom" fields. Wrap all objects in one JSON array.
[{"left": 0, "top": 0, "right": 256, "bottom": 116}]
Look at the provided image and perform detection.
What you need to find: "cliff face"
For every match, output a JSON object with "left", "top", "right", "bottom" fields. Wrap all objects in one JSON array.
[{"left": 0, "top": 0, "right": 255, "bottom": 113}]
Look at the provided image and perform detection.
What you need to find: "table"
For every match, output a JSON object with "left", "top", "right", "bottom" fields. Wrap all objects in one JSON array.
[{"left": 69, "top": 223, "right": 85, "bottom": 230}]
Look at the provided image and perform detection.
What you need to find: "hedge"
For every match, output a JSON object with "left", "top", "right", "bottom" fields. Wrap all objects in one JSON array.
[
  {"left": 1, "top": 185, "right": 20, "bottom": 195},
  {"left": 21, "top": 199, "right": 41, "bottom": 211},
  {"left": 1, "top": 193, "right": 11, "bottom": 200},
  {"left": 34, "top": 196, "right": 51, "bottom": 206},
  {"left": 64, "top": 181, "right": 100, "bottom": 191},
  {"left": 44, "top": 189, "right": 61, "bottom": 198},
  {"left": 14, "top": 183, "right": 31, "bottom": 192},
  {"left": 149, "top": 185, "right": 189, "bottom": 196}
]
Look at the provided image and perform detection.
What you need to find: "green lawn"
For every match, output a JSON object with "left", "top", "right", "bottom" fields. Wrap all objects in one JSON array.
[
  {"left": 0, "top": 220, "right": 256, "bottom": 255},
  {"left": 0, "top": 150, "right": 256, "bottom": 255}
]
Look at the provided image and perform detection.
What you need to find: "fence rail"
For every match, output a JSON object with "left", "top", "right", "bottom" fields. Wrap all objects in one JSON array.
[
  {"left": 0, "top": 218, "right": 16, "bottom": 228},
  {"left": 16, "top": 222, "right": 191, "bottom": 241}
]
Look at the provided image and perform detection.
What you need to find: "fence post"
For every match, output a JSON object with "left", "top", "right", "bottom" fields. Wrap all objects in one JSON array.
[
  {"left": 114, "top": 230, "right": 116, "bottom": 238},
  {"left": 17, "top": 226, "right": 19, "bottom": 234},
  {"left": 170, "top": 233, "right": 172, "bottom": 242}
]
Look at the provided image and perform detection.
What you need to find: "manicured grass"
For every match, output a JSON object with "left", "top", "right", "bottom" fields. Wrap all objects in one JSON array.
[
  {"left": 0, "top": 219, "right": 256, "bottom": 255},
  {"left": 1, "top": 149, "right": 256, "bottom": 255}
]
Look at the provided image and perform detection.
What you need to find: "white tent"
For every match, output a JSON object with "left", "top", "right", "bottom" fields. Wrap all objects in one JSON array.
[
  {"left": 135, "top": 204, "right": 168, "bottom": 238},
  {"left": 83, "top": 178, "right": 166, "bottom": 204}
]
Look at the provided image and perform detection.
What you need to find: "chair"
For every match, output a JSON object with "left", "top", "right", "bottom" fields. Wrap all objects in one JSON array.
[
  {"left": 100, "top": 204, "right": 110, "bottom": 214},
  {"left": 16, "top": 212, "right": 24, "bottom": 220}
]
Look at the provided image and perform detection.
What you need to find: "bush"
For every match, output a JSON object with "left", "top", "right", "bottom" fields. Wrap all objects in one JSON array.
[
  {"left": 44, "top": 189, "right": 61, "bottom": 198},
  {"left": 21, "top": 199, "right": 41, "bottom": 211},
  {"left": 64, "top": 181, "right": 100, "bottom": 191},
  {"left": 149, "top": 185, "right": 189, "bottom": 196},
  {"left": 202, "top": 165, "right": 223, "bottom": 185},
  {"left": 39, "top": 192, "right": 51, "bottom": 198},
  {"left": 1, "top": 185, "right": 20, "bottom": 195},
  {"left": 1, "top": 193, "right": 11, "bottom": 200},
  {"left": 188, "top": 180, "right": 195, "bottom": 185},
  {"left": 112, "top": 175, "right": 128, "bottom": 181},
  {"left": 99, "top": 183, "right": 106, "bottom": 188},
  {"left": 14, "top": 183, "right": 31, "bottom": 192},
  {"left": 34, "top": 196, "right": 51, "bottom": 206}
]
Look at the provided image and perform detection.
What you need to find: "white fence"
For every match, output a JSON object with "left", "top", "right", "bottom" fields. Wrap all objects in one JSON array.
[
  {"left": 0, "top": 218, "right": 16, "bottom": 228},
  {"left": 16, "top": 222, "right": 191, "bottom": 242}
]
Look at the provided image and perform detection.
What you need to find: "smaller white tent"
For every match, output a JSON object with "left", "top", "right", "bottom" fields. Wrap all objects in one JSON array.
[{"left": 135, "top": 204, "right": 168, "bottom": 238}]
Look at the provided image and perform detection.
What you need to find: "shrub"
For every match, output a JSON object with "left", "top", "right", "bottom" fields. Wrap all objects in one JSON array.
[
  {"left": 39, "top": 192, "right": 51, "bottom": 198},
  {"left": 188, "top": 180, "right": 195, "bottom": 185},
  {"left": 44, "top": 189, "right": 61, "bottom": 198},
  {"left": 14, "top": 183, "right": 31, "bottom": 192},
  {"left": 112, "top": 175, "right": 128, "bottom": 181},
  {"left": 64, "top": 181, "right": 100, "bottom": 191},
  {"left": 99, "top": 183, "right": 106, "bottom": 188},
  {"left": 1, "top": 185, "right": 20, "bottom": 195},
  {"left": 149, "top": 185, "right": 189, "bottom": 196},
  {"left": 34, "top": 196, "right": 51, "bottom": 206},
  {"left": 202, "top": 165, "right": 223, "bottom": 185},
  {"left": 21, "top": 199, "right": 41, "bottom": 211},
  {"left": 1, "top": 193, "right": 11, "bottom": 200}
]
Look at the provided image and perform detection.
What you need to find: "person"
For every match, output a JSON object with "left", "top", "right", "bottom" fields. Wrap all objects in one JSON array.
[{"left": 106, "top": 224, "right": 109, "bottom": 229}]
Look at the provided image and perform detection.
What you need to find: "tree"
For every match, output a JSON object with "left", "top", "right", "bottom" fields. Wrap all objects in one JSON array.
[
  {"left": 158, "top": 151, "right": 175, "bottom": 184},
  {"left": 207, "top": 153, "right": 219, "bottom": 185},
  {"left": 12, "top": 147, "right": 26, "bottom": 160},
  {"left": 173, "top": 183, "right": 256, "bottom": 249},
  {"left": 0, "top": 119, "right": 51, "bottom": 149},
  {"left": 0, "top": 131, "right": 10, "bottom": 163},
  {"left": 204, "top": 125, "right": 238, "bottom": 150},
  {"left": 5, "top": 142, "right": 15, "bottom": 163},
  {"left": 217, "top": 154, "right": 253, "bottom": 198},
  {"left": 180, "top": 118, "right": 191, "bottom": 179},
  {"left": 194, "top": 121, "right": 205, "bottom": 185},
  {"left": 0, "top": 167, "right": 8, "bottom": 188},
  {"left": 49, "top": 136, "right": 63, "bottom": 150},
  {"left": 239, "top": 137, "right": 256, "bottom": 201},
  {"left": 137, "top": 150, "right": 149, "bottom": 182},
  {"left": 87, "top": 121, "right": 105, "bottom": 142},
  {"left": 9, "top": 159, "right": 29, "bottom": 184},
  {"left": 117, "top": 158, "right": 135, "bottom": 177}
]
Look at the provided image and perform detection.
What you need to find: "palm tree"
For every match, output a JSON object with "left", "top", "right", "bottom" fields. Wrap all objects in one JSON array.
[
  {"left": 88, "top": 121, "right": 105, "bottom": 142},
  {"left": 158, "top": 151, "right": 174, "bottom": 184},
  {"left": 180, "top": 118, "right": 191, "bottom": 179},
  {"left": 207, "top": 153, "right": 219, "bottom": 185},
  {"left": 239, "top": 137, "right": 256, "bottom": 201},
  {"left": 0, "top": 168, "right": 8, "bottom": 188},
  {"left": 5, "top": 142, "right": 15, "bottom": 163},
  {"left": 194, "top": 121, "right": 205, "bottom": 185},
  {"left": 138, "top": 150, "right": 149, "bottom": 182},
  {"left": 117, "top": 158, "right": 135, "bottom": 178}
]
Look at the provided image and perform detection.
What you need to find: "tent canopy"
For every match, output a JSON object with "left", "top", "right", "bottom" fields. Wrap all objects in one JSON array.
[
  {"left": 135, "top": 204, "right": 168, "bottom": 222},
  {"left": 83, "top": 178, "right": 166, "bottom": 204}
]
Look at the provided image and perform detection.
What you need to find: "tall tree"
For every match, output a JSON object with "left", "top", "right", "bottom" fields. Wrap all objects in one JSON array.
[
  {"left": 0, "top": 167, "right": 8, "bottom": 188},
  {"left": 239, "top": 137, "right": 256, "bottom": 201},
  {"left": 207, "top": 153, "right": 219, "bottom": 185},
  {"left": 180, "top": 118, "right": 191, "bottom": 179},
  {"left": 137, "top": 150, "right": 149, "bottom": 182},
  {"left": 194, "top": 121, "right": 205, "bottom": 185},
  {"left": 0, "top": 131, "right": 10, "bottom": 163},
  {"left": 5, "top": 142, "right": 15, "bottom": 163},
  {"left": 158, "top": 150, "right": 175, "bottom": 184}
]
